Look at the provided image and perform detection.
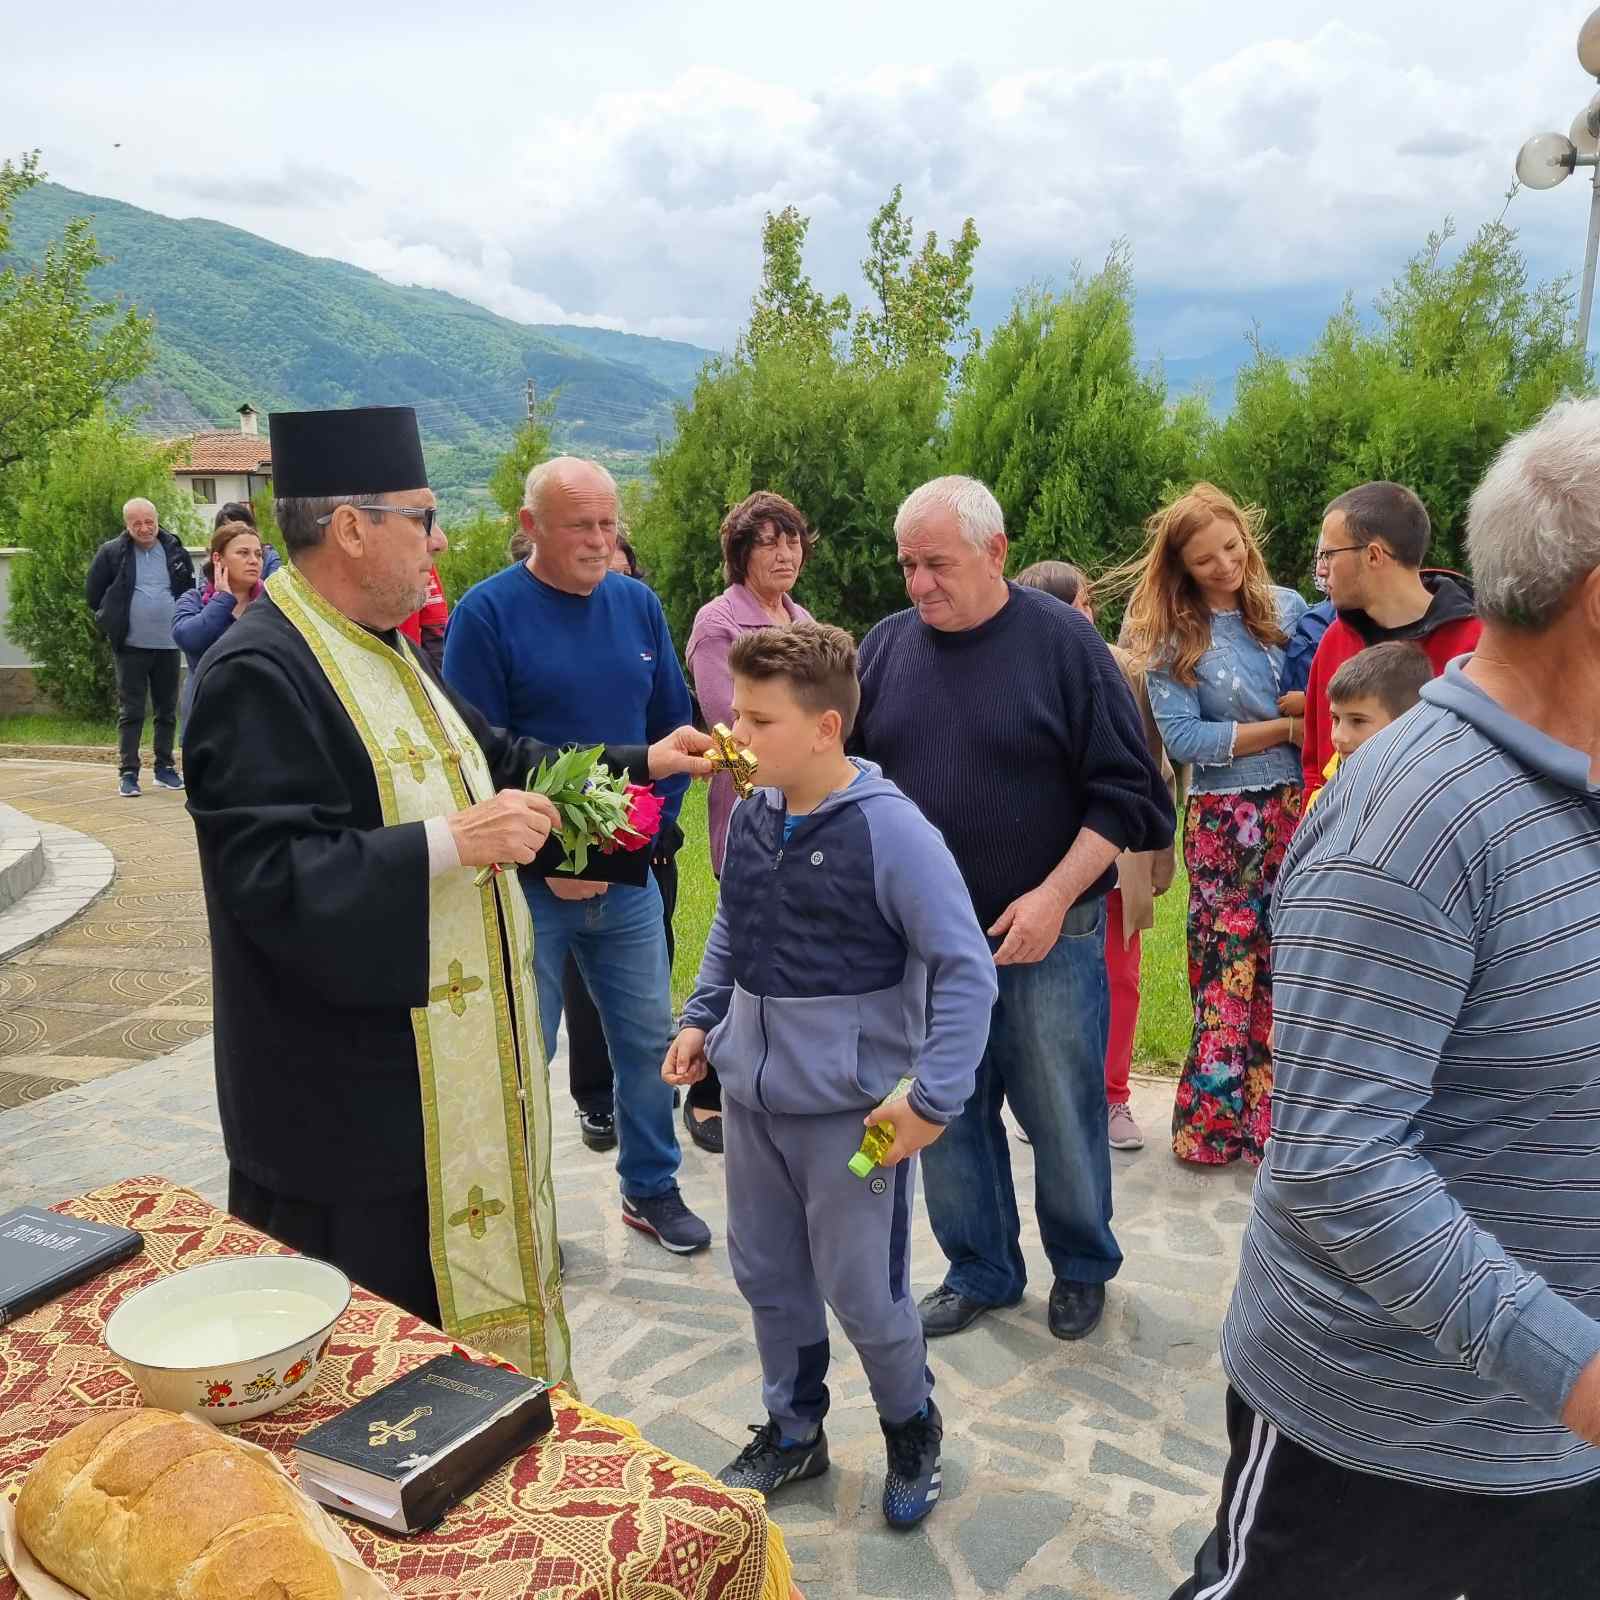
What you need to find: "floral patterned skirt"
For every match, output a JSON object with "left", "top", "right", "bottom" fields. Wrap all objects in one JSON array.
[{"left": 1171, "top": 783, "right": 1301, "bottom": 1167}]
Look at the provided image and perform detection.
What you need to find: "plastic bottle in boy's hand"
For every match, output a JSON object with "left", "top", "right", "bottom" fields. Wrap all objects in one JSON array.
[{"left": 848, "top": 1077, "right": 917, "bottom": 1177}]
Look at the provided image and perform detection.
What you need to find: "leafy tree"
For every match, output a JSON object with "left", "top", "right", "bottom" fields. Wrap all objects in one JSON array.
[
  {"left": 435, "top": 415, "right": 554, "bottom": 604},
  {"left": 9, "top": 417, "right": 199, "bottom": 717},
  {"left": 639, "top": 190, "right": 974, "bottom": 646},
  {"left": 946, "top": 248, "right": 1209, "bottom": 585},
  {"left": 0, "top": 154, "right": 153, "bottom": 500},
  {"left": 852, "top": 185, "right": 981, "bottom": 382},
  {"left": 1202, "top": 214, "right": 1589, "bottom": 589},
  {"left": 743, "top": 207, "right": 850, "bottom": 362}
]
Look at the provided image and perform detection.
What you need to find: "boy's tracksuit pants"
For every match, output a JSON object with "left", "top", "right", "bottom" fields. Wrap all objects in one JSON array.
[{"left": 723, "top": 1096, "right": 933, "bottom": 1438}]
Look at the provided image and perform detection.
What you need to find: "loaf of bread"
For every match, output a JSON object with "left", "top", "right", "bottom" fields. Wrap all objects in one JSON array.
[{"left": 16, "top": 1409, "right": 342, "bottom": 1600}]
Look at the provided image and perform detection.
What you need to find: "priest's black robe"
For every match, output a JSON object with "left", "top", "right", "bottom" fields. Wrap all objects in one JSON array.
[{"left": 182, "top": 592, "right": 647, "bottom": 1312}]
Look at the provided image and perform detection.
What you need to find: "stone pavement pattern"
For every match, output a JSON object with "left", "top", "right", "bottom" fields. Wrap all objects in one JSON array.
[
  {"left": 0, "top": 761, "right": 1249, "bottom": 1599},
  {"left": 0, "top": 761, "right": 210, "bottom": 1108}
]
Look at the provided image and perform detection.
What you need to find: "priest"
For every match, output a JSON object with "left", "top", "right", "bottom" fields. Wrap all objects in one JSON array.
[{"left": 183, "top": 406, "right": 711, "bottom": 1384}]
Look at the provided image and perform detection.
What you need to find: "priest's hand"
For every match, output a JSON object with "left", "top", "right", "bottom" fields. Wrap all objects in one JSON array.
[
  {"left": 662, "top": 1027, "right": 709, "bottom": 1087},
  {"left": 447, "top": 790, "right": 559, "bottom": 868},
  {"left": 647, "top": 726, "right": 715, "bottom": 781}
]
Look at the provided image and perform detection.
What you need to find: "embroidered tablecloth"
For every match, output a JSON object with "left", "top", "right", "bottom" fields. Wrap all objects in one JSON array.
[{"left": 0, "top": 1177, "right": 794, "bottom": 1600}]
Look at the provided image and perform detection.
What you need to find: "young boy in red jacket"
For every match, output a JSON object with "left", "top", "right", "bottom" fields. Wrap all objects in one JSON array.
[{"left": 1302, "top": 482, "right": 1480, "bottom": 799}]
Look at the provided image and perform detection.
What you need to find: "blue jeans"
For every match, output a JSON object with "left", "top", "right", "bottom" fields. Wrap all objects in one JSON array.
[
  {"left": 525, "top": 876, "right": 681, "bottom": 1201},
  {"left": 922, "top": 898, "right": 1120, "bottom": 1302}
]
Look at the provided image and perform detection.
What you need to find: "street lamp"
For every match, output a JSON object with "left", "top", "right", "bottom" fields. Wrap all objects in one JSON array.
[{"left": 1516, "top": 6, "right": 1600, "bottom": 351}]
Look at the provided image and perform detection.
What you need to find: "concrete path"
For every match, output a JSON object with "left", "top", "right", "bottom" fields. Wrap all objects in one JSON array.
[{"left": 0, "top": 760, "right": 1246, "bottom": 1599}]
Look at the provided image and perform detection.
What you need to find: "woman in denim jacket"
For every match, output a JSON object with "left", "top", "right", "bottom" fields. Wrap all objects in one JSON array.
[{"left": 1121, "top": 484, "right": 1307, "bottom": 1166}]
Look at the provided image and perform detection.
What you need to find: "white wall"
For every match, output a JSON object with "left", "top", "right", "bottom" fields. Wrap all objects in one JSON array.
[{"left": 182, "top": 471, "right": 254, "bottom": 526}]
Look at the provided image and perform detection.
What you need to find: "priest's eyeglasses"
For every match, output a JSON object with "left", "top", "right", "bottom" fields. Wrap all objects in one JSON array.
[{"left": 316, "top": 504, "right": 438, "bottom": 536}]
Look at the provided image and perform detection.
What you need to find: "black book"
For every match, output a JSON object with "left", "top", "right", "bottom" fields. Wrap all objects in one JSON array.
[
  {"left": 0, "top": 1207, "right": 143, "bottom": 1327},
  {"left": 292, "top": 1353, "right": 553, "bottom": 1534}
]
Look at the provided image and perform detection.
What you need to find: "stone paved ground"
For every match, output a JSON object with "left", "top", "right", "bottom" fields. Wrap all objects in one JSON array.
[
  {"left": 0, "top": 761, "right": 210, "bottom": 1107},
  {"left": 0, "top": 762, "right": 1247, "bottom": 1599}
]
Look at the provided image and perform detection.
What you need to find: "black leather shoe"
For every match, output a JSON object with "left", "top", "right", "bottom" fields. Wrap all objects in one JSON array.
[
  {"left": 1048, "top": 1279, "right": 1105, "bottom": 1341},
  {"left": 576, "top": 1107, "right": 617, "bottom": 1152},
  {"left": 683, "top": 1097, "right": 724, "bottom": 1154},
  {"left": 918, "top": 1285, "right": 1005, "bottom": 1339}
]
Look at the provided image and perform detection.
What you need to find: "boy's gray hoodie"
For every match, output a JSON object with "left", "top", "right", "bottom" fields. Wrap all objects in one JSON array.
[{"left": 680, "top": 758, "right": 997, "bottom": 1126}]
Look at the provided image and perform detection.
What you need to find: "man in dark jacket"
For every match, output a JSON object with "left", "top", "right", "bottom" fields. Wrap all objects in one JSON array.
[{"left": 84, "top": 497, "right": 196, "bottom": 797}]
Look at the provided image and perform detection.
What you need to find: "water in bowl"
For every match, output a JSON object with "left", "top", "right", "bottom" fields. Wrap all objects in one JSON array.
[{"left": 127, "top": 1288, "right": 334, "bottom": 1367}]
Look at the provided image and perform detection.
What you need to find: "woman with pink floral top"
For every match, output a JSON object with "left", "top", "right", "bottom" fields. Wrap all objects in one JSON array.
[
  {"left": 686, "top": 492, "right": 817, "bottom": 876},
  {"left": 680, "top": 493, "right": 816, "bottom": 1153}
]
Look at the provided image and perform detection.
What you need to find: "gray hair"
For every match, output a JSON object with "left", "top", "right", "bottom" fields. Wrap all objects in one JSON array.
[
  {"left": 122, "top": 497, "right": 157, "bottom": 524},
  {"left": 894, "top": 475, "right": 1005, "bottom": 551},
  {"left": 1467, "top": 397, "right": 1600, "bottom": 629},
  {"left": 273, "top": 494, "right": 364, "bottom": 558},
  {"left": 523, "top": 456, "right": 620, "bottom": 524}
]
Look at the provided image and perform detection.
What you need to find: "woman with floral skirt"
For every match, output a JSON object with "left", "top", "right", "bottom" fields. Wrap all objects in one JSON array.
[{"left": 1119, "top": 484, "right": 1307, "bottom": 1166}]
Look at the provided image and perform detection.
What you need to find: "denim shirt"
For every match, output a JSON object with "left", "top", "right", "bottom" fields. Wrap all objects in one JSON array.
[{"left": 1147, "top": 586, "right": 1308, "bottom": 795}]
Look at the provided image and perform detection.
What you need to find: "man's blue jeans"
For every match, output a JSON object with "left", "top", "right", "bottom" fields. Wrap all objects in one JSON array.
[
  {"left": 525, "top": 876, "right": 681, "bottom": 1202},
  {"left": 922, "top": 898, "right": 1121, "bottom": 1303}
]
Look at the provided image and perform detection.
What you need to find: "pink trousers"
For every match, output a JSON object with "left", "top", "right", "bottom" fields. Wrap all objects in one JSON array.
[{"left": 1104, "top": 888, "right": 1141, "bottom": 1106}]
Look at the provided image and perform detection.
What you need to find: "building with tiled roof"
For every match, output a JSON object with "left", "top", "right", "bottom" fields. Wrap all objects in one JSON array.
[{"left": 169, "top": 404, "right": 272, "bottom": 523}]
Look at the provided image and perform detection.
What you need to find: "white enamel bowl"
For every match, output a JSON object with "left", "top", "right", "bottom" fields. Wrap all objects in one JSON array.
[{"left": 104, "top": 1255, "right": 351, "bottom": 1423}]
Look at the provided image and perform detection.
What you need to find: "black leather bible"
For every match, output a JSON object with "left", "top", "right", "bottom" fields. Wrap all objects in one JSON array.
[
  {"left": 0, "top": 1207, "right": 142, "bottom": 1326},
  {"left": 292, "top": 1353, "right": 554, "bottom": 1533}
]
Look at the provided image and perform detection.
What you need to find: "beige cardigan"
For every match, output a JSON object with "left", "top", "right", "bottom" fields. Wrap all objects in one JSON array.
[{"left": 1107, "top": 643, "right": 1180, "bottom": 946}]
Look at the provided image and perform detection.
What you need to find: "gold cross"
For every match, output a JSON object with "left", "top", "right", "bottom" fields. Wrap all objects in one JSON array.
[
  {"left": 448, "top": 1184, "right": 505, "bottom": 1240},
  {"left": 705, "top": 723, "right": 759, "bottom": 799},
  {"left": 385, "top": 729, "right": 436, "bottom": 783},
  {"left": 429, "top": 958, "right": 484, "bottom": 1017},
  {"left": 367, "top": 1405, "right": 432, "bottom": 1447}
]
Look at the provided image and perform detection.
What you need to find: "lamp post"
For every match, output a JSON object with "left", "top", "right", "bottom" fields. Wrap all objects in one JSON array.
[{"left": 1516, "top": 6, "right": 1600, "bottom": 351}]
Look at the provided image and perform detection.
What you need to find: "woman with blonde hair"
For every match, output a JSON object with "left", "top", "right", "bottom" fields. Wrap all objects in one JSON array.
[{"left": 1121, "top": 484, "right": 1307, "bottom": 1166}]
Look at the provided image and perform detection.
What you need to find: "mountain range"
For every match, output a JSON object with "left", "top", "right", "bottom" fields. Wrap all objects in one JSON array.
[{"left": 5, "top": 184, "right": 717, "bottom": 480}]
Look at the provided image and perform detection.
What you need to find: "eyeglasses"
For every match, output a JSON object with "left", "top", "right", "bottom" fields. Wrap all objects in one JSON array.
[
  {"left": 1313, "top": 543, "right": 1365, "bottom": 572},
  {"left": 752, "top": 530, "right": 804, "bottom": 550},
  {"left": 316, "top": 503, "right": 438, "bottom": 536}
]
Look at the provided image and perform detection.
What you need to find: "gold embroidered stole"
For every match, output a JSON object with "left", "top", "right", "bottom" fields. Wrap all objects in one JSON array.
[{"left": 267, "top": 566, "right": 570, "bottom": 1384}]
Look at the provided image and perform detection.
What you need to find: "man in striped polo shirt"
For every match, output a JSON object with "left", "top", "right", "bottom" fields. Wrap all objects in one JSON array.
[{"left": 1173, "top": 397, "right": 1600, "bottom": 1599}]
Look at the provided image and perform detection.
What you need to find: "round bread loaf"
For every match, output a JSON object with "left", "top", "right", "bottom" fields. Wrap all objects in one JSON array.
[{"left": 16, "top": 1409, "right": 342, "bottom": 1600}]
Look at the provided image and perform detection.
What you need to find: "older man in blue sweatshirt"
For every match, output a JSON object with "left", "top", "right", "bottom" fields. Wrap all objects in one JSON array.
[
  {"left": 1172, "top": 397, "right": 1600, "bottom": 1598},
  {"left": 444, "top": 457, "right": 709, "bottom": 1255},
  {"left": 853, "top": 476, "right": 1174, "bottom": 1344}
]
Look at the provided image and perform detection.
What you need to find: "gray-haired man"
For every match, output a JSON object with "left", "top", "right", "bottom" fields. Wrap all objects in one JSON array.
[
  {"left": 85, "top": 497, "right": 196, "bottom": 796},
  {"left": 1174, "top": 397, "right": 1600, "bottom": 1597}
]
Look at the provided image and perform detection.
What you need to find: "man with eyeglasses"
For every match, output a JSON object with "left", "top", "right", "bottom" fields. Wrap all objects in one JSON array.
[
  {"left": 1301, "top": 481, "right": 1480, "bottom": 800},
  {"left": 182, "top": 407, "right": 712, "bottom": 1381},
  {"left": 444, "top": 456, "right": 712, "bottom": 1257}
]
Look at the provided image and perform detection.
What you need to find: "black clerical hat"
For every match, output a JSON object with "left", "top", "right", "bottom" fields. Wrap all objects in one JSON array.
[{"left": 268, "top": 406, "right": 429, "bottom": 498}]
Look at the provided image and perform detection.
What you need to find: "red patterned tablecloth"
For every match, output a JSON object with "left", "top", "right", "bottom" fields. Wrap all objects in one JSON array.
[{"left": 0, "top": 1177, "right": 794, "bottom": 1600}]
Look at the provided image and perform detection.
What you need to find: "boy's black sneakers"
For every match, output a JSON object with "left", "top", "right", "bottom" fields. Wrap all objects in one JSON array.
[
  {"left": 718, "top": 1420, "right": 830, "bottom": 1496},
  {"left": 881, "top": 1398, "right": 944, "bottom": 1527}
]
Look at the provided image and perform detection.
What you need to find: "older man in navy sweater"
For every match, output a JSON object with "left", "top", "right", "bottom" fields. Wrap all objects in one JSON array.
[
  {"left": 444, "top": 457, "right": 710, "bottom": 1256},
  {"left": 854, "top": 476, "right": 1174, "bottom": 1343}
]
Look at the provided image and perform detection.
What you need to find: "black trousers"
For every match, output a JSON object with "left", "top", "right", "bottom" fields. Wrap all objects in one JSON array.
[
  {"left": 565, "top": 854, "right": 721, "bottom": 1115},
  {"left": 1171, "top": 1387, "right": 1600, "bottom": 1600},
  {"left": 229, "top": 1167, "right": 441, "bottom": 1327},
  {"left": 114, "top": 646, "right": 180, "bottom": 776}
]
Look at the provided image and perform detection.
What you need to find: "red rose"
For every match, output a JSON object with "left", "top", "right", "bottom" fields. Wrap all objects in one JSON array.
[{"left": 615, "top": 783, "right": 664, "bottom": 852}]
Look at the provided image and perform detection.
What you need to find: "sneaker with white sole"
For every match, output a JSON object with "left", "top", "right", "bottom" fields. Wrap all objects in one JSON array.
[
  {"left": 881, "top": 1398, "right": 944, "bottom": 1527},
  {"left": 718, "top": 1419, "right": 830, "bottom": 1496},
  {"left": 620, "top": 1186, "right": 711, "bottom": 1254},
  {"left": 1108, "top": 1102, "right": 1145, "bottom": 1150}
]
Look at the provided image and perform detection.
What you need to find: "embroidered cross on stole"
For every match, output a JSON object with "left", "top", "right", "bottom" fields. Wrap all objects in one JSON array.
[{"left": 267, "top": 566, "right": 570, "bottom": 1385}]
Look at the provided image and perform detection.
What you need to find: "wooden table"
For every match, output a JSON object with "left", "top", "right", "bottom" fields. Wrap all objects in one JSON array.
[{"left": 0, "top": 1176, "right": 795, "bottom": 1600}]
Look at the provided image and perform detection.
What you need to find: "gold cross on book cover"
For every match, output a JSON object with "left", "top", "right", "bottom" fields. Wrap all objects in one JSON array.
[{"left": 705, "top": 724, "right": 758, "bottom": 798}]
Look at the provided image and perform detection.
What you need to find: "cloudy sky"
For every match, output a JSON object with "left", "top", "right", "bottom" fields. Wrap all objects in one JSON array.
[{"left": 5, "top": 0, "right": 1598, "bottom": 377}]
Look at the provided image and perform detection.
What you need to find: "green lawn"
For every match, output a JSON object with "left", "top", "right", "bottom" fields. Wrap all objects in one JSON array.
[
  {"left": 669, "top": 784, "right": 1192, "bottom": 1075},
  {"left": 0, "top": 713, "right": 127, "bottom": 744}
]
